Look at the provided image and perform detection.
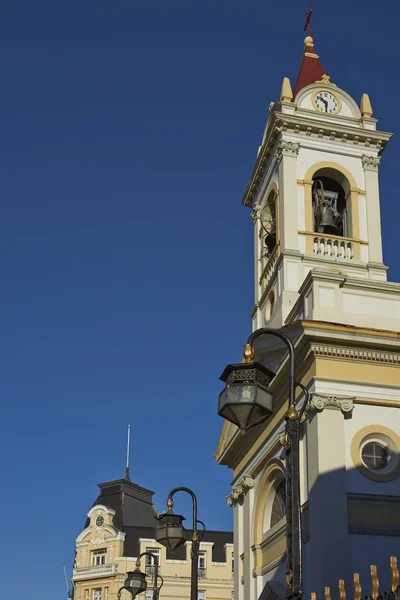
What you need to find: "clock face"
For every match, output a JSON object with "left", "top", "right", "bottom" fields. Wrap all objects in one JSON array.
[
  {"left": 313, "top": 91, "right": 340, "bottom": 114},
  {"left": 96, "top": 516, "right": 104, "bottom": 527}
]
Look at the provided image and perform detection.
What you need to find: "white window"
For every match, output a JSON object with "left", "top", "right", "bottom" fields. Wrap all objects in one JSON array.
[
  {"left": 92, "top": 550, "right": 106, "bottom": 566},
  {"left": 198, "top": 592, "right": 206, "bottom": 600},
  {"left": 93, "top": 589, "right": 102, "bottom": 600},
  {"left": 198, "top": 552, "right": 206, "bottom": 578},
  {"left": 145, "top": 548, "right": 160, "bottom": 576},
  {"left": 145, "top": 548, "right": 160, "bottom": 566},
  {"left": 145, "top": 591, "right": 153, "bottom": 600},
  {"left": 85, "top": 590, "right": 89, "bottom": 600},
  {"left": 198, "top": 552, "right": 206, "bottom": 569},
  {"left": 105, "top": 589, "right": 109, "bottom": 600}
]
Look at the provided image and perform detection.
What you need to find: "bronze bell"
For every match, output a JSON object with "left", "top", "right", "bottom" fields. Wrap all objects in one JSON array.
[{"left": 318, "top": 205, "right": 339, "bottom": 235}]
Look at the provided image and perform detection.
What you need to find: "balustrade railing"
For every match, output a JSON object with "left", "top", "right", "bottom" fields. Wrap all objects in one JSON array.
[
  {"left": 259, "top": 245, "right": 278, "bottom": 289},
  {"left": 73, "top": 564, "right": 117, "bottom": 580},
  {"left": 313, "top": 236, "right": 354, "bottom": 259}
]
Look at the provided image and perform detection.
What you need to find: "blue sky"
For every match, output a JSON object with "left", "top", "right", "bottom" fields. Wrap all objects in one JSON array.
[{"left": 1, "top": 1, "right": 399, "bottom": 598}]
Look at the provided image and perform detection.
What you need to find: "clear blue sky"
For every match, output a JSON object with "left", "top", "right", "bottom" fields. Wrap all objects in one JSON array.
[{"left": 1, "top": 1, "right": 399, "bottom": 598}]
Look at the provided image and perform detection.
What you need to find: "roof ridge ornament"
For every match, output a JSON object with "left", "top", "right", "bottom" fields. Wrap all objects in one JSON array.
[{"left": 315, "top": 73, "right": 337, "bottom": 87}]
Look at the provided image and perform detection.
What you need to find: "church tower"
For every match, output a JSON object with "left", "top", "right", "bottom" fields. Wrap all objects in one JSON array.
[
  {"left": 248, "top": 35, "right": 395, "bottom": 332},
  {"left": 216, "top": 35, "right": 400, "bottom": 600}
]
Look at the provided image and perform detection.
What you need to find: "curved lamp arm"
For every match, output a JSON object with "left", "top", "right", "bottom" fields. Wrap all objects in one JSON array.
[
  {"left": 243, "top": 328, "right": 296, "bottom": 408},
  {"left": 168, "top": 487, "right": 198, "bottom": 539}
]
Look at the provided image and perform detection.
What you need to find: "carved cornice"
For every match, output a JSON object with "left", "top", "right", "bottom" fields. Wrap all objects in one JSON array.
[
  {"left": 241, "top": 109, "right": 391, "bottom": 207},
  {"left": 348, "top": 523, "right": 400, "bottom": 537},
  {"left": 300, "top": 343, "right": 400, "bottom": 368},
  {"left": 307, "top": 394, "right": 355, "bottom": 416},
  {"left": 361, "top": 154, "right": 381, "bottom": 172},
  {"left": 226, "top": 475, "right": 254, "bottom": 507},
  {"left": 275, "top": 141, "right": 300, "bottom": 163}
]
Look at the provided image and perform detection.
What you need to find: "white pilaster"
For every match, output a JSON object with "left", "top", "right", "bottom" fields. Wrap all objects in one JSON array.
[
  {"left": 362, "top": 155, "right": 383, "bottom": 264},
  {"left": 277, "top": 141, "right": 300, "bottom": 252},
  {"left": 306, "top": 399, "right": 351, "bottom": 596}
]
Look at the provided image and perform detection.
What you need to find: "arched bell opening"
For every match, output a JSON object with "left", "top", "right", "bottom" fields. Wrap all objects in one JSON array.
[
  {"left": 260, "top": 190, "right": 277, "bottom": 258},
  {"left": 312, "top": 175, "right": 347, "bottom": 237}
]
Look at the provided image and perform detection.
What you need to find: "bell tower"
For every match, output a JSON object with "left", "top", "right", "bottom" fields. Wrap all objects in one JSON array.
[
  {"left": 216, "top": 32, "right": 400, "bottom": 600},
  {"left": 247, "top": 35, "right": 393, "bottom": 331}
]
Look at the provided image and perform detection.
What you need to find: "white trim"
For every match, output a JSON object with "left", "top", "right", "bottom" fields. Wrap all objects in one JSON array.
[
  {"left": 76, "top": 527, "right": 124, "bottom": 544},
  {"left": 199, "top": 542, "right": 214, "bottom": 547},
  {"left": 76, "top": 528, "right": 91, "bottom": 543},
  {"left": 166, "top": 559, "right": 188, "bottom": 564},
  {"left": 88, "top": 505, "right": 116, "bottom": 518},
  {"left": 314, "top": 378, "right": 400, "bottom": 401}
]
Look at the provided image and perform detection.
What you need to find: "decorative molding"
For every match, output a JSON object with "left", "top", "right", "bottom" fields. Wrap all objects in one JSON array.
[
  {"left": 250, "top": 202, "right": 261, "bottom": 223},
  {"left": 241, "top": 108, "right": 390, "bottom": 207},
  {"left": 252, "top": 552, "right": 286, "bottom": 577},
  {"left": 348, "top": 492, "right": 400, "bottom": 507},
  {"left": 361, "top": 155, "right": 381, "bottom": 172},
  {"left": 307, "top": 393, "right": 355, "bottom": 416},
  {"left": 226, "top": 474, "right": 254, "bottom": 507},
  {"left": 303, "top": 343, "right": 400, "bottom": 367},
  {"left": 275, "top": 141, "right": 300, "bottom": 163},
  {"left": 348, "top": 523, "right": 400, "bottom": 536}
]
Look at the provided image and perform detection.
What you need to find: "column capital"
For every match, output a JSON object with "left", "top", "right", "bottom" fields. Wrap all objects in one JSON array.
[
  {"left": 361, "top": 154, "right": 381, "bottom": 172},
  {"left": 250, "top": 202, "right": 261, "bottom": 223},
  {"left": 307, "top": 394, "right": 355, "bottom": 417},
  {"left": 226, "top": 474, "right": 254, "bottom": 507},
  {"left": 275, "top": 141, "right": 300, "bottom": 163}
]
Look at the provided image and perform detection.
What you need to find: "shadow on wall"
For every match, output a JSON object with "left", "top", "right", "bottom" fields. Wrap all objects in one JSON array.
[{"left": 257, "top": 427, "right": 400, "bottom": 600}]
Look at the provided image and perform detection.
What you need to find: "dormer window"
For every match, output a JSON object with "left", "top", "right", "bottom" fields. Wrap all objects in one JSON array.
[
  {"left": 92, "top": 550, "right": 106, "bottom": 566},
  {"left": 312, "top": 177, "right": 347, "bottom": 237}
]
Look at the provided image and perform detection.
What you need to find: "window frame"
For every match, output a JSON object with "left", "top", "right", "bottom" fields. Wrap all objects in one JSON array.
[{"left": 91, "top": 550, "right": 107, "bottom": 566}]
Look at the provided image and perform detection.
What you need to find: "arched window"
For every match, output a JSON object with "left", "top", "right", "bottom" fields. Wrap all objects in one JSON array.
[
  {"left": 270, "top": 480, "right": 286, "bottom": 527},
  {"left": 260, "top": 190, "right": 277, "bottom": 257},
  {"left": 312, "top": 176, "right": 347, "bottom": 237}
]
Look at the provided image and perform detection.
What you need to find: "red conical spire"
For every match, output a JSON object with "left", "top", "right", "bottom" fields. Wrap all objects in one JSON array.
[{"left": 292, "top": 36, "right": 329, "bottom": 99}]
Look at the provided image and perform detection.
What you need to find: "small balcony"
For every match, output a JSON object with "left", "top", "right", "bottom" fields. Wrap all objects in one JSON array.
[
  {"left": 313, "top": 235, "right": 354, "bottom": 259},
  {"left": 73, "top": 564, "right": 118, "bottom": 581}
]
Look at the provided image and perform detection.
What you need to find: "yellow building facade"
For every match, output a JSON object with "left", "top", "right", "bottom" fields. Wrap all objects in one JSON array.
[{"left": 72, "top": 477, "right": 233, "bottom": 600}]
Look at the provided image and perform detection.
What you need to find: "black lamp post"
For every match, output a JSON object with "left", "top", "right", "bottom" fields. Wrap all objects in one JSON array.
[
  {"left": 218, "top": 328, "right": 309, "bottom": 600},
  {"left": 117, "top": 551, "right": 163, "bottom": 600},
  {"left": 155, "top": 487, "right": 203, "bottom": 600}
]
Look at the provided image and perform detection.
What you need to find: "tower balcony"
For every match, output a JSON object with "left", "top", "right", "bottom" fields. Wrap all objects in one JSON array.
[
  {"left": 312, "top": 233, "right": 354, "bottom": 259},
  {"left": 72, "top": 564, "right": 118, "bottom": 581}
]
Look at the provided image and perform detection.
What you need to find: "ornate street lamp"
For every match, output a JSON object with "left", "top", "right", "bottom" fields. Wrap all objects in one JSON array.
[
  {"left": 156, "top": 487, "right": 204, "bottom": 600},
  {"left": 218, "top": 361, "right": 276, "bottom": 429},
  {"left": 117, "top": 551, "right": 163, "bottom": 600},
  {"left": 218, "top": 328, "right": 309, "bottom": 600},
  {"left": 155, "top": 501, "right": 187, "bottom": 552}
]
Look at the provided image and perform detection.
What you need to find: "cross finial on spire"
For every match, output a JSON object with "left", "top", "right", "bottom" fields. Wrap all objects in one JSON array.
[{"left": 304, "top": 1, "right": 313, "bottom": 37}]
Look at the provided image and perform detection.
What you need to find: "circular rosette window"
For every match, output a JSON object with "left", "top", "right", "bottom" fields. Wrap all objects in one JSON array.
[{"left": 351, "top": 425, "right": 400, "bottom": 482}]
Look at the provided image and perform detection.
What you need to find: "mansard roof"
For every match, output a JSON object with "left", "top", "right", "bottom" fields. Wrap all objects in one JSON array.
[
  {"left": 85, "top": 477, "right": 157, "bottom": 531},
  {"left": 86, "top": 476, "right": 233, "bottom": 560}
]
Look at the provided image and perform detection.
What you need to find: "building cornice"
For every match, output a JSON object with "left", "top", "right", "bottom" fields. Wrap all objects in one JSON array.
[{"left": 241, "top": 109, "right": 391, "bottom": 207}]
